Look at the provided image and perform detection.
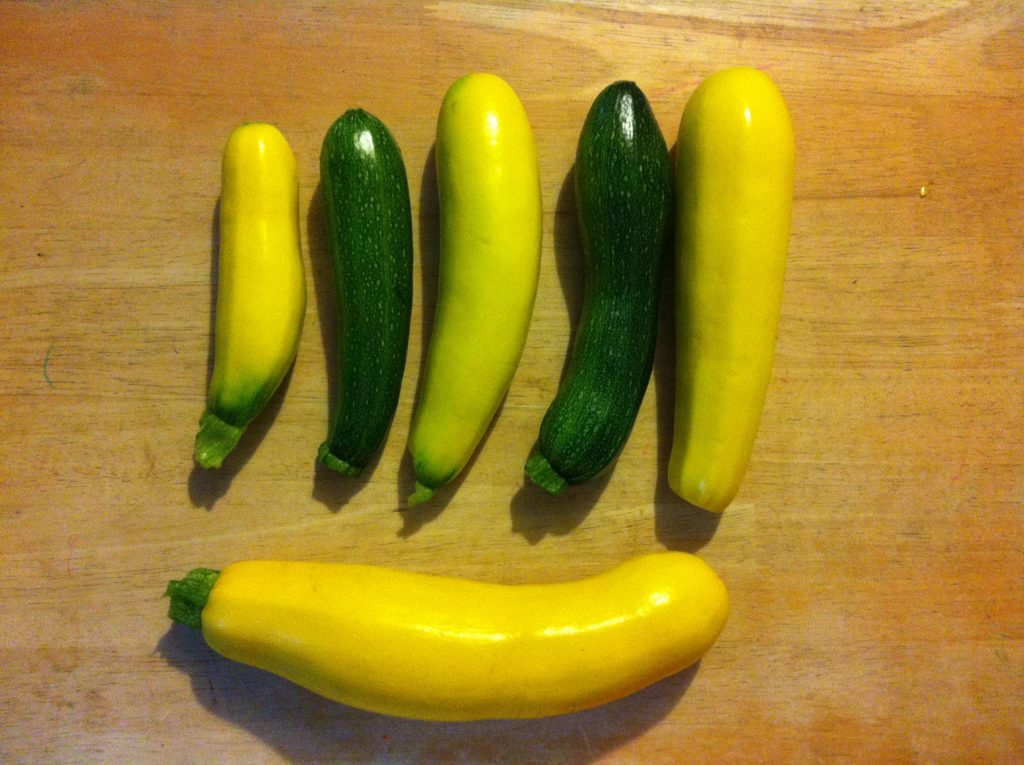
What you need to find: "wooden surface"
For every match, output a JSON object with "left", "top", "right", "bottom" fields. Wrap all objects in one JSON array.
[{"left": 2, "top": 2, "right": 1022, "bottom": 762}]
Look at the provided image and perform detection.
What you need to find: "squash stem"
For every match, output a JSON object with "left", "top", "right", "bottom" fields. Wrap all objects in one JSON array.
[
  {"left": 318, "top": 442, "right": 362, "bottom": 476},
  {"left": 407, "top": 481, "right": 435, "bottom": 508},
  {"left": 165, "top": 568, "right": 220, "bottom": 630},
  {"left": 525, "top": 453, "right": 568, "bottom": 496},
  {"left": 194, "top": 411, "right": 243, "bottom": 469}
]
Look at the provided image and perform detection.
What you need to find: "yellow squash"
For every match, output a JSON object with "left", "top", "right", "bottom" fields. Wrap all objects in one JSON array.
[
  {"left": 165, "top": 552, "right": 729, "bottom": 721},
  {"left": 407, "top": 73, "right": 542, "bottom": 506},
  {"left": 669, "top": 67, "right": 795, "bottom": 512},
  {"left": 194, "top": 123, "right": 306, "bottom": 468}
]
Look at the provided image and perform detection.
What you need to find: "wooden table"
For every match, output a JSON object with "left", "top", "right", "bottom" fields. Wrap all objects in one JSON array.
[{"left": 2, "top": 2, "right": 1021, "bottom": 762}]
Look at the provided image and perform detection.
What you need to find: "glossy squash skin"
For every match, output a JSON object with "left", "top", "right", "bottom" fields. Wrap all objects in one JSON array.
[
  {"left": 526, "top": 81, "right": 672, "bottom": 495},
  {"left": 669, "top": 67, "right": 795, "bottom": 512},
  {"left": 407, "top": 73, "right": 542, "bottom": 506},
  {"left": 166, "top": 552, "right": 729, "bottom": 721},
  {"left": 317, "top": 109, "right": 413, "bottom": 476},
  {"left": 194, "top": 123, "right": 306, "bottom": 469}
]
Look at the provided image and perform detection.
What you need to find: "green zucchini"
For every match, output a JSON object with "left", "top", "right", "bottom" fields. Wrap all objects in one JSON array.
[
  {"left": 317, "top": 109, "right": 413, "bottom": 475},
  {"left": 525, "top": 82, "right": 672, "bottom": 494}
]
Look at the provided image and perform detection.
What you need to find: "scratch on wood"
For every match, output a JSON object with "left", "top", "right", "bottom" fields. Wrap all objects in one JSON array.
[
  {"left": 66, "top": 535, "right": 79, "bottom": 576},
  {"left": 575, "top": 716, "right": 595, "bottom": 759},
  {"left": 43, "top": 342, "right": 55, "bottom": 387}
]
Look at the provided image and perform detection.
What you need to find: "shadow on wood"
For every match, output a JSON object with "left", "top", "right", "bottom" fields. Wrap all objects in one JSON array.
[
  {"left": 395, "top": 143, "right": 440, "bottom": 526},
  {"left": 651, "top": 140, "right": 722, "bottom": 552},
  {"left": 510, "top": 164, "right": 612, "bottom": 541},
  {"left": 397, "top": 393, "right": 510, "bottom": 537},
  {"left": 305, "top": 179, "right": 382, "bottom": 511},
  {"left": 187, "top": 199, "right": 295, "bottom": 509},
  {"left": 397, "top": 143, "right": 518, "bottom": 533},
  {"left": 157, "top": 622, "right": 700, "bottom": 765}
]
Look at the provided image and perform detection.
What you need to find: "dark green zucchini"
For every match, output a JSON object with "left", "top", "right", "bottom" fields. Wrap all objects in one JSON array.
[
  {"left": 318, "top": 109, "right": 413, "bottom": 475},
  {"left": 525, "top": 82, "right": 672, "bottom": 494}
]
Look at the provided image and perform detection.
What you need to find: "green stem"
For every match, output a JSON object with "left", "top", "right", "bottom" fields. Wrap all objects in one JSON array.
[
  {"left": 525, "top": 452, "right": 568, "bottom": 496},
  {"left": 165, "top": 568, "right": 220, "bottom": 629},
  {"left": 194, "top": 411, "right": 243, "bottom": 469},
  {"left": 407, "top": 481, "right": 435, "bottom": 508},
  {"left": 318, "top": 442, "right": 363, "bottom": 476}
]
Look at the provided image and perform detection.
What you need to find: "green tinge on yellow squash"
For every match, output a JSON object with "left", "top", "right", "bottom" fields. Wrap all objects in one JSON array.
[
  {"left": 407, "top": 73, "right": 542, "bottom": 505},
  {"left": 194, "top": 123, "right": 306, "bottom": 469}
]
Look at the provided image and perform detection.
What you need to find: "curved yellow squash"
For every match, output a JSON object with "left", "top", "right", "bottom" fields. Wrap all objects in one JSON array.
[
  {"left": 180, "top": 552, "right": 728, "bottom": 721},
  {"left": 407, "top": 73, "right": 542, "bottom": 506},
  {"left": 669, "top": 68, "right": 795, "bottom": 512},
  {"left": 194, "top": 123, "right": 306, "bottom": 468}
]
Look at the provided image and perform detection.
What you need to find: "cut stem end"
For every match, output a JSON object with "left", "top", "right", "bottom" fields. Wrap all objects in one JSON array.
[
  {"left": 165, "top": 568, "right": 220, "bottom": 630},
  {"left": 525, "top": 453, "right": 568, "bottom": 496},
  {"left": 318, "top": 442, "right": 363, "bottom": 476},
  {"left": 407, "top": 481, "right": 435, "bottom": 508},
  {"left": 194, "top": 411, "right": 244, "bottom": 469}
]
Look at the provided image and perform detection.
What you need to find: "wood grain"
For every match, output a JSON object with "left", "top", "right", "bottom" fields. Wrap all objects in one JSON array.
[{"left": 1, "top": 1, "right": 1021, "bottom": 762}]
